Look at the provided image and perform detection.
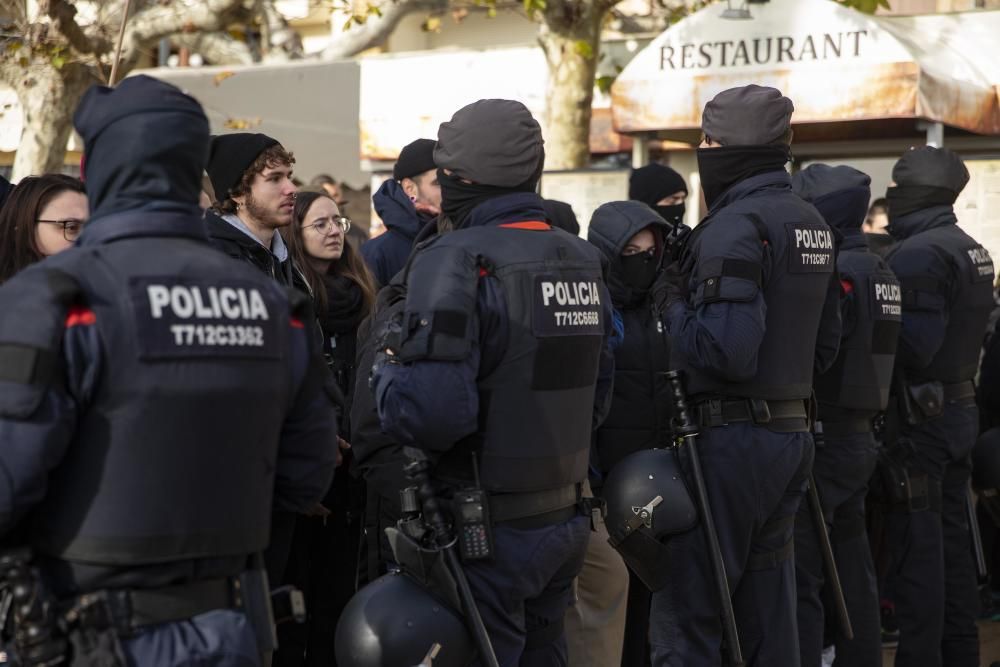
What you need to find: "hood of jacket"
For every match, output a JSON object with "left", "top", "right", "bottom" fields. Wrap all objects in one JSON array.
[
  {"left": 73, "top": 75, "right": 207, "bottom": 223},
  {"left": 588, "top": 201, "right": 670, "bottom": 307},
  {"left": 373, "top": 179, "right": 428, "bottom": 240},
  {"left": 792, "top": 164, "right": 871, "bottom": 244}
]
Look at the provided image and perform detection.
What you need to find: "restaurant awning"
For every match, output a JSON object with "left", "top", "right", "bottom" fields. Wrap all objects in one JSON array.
[{"left": 611, "top": 0, "right": 1000, "bottom": 143}]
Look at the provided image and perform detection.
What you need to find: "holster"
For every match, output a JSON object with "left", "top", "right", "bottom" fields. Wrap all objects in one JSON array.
[
  {"left": 385, "top": 527, "right": 462, "bottom": 613},
  {"left": 65, "top": 619, "right": 126, "bottom": 667},
  {"left": 874, "top": 447, "right": 941, "bottom": 513},
  {"left": 905, "top": 380, "right": 945, "bottom": 422}
]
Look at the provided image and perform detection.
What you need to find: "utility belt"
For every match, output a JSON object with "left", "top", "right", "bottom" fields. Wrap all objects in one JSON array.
[
  {"left": 816, "top": 418, "right": 873, "bottom": 437},
  {"left": 942, "top": 380, "right": 977, "bottom": 402},
  {"left": 67, "top": 576, "right": 246, "bottom": 638},
  {"left": 485, "top": 483, "right": 585, "bottom": 530},
  {"left": 694, "top": 397, "right": 809, "bottom": 433}
]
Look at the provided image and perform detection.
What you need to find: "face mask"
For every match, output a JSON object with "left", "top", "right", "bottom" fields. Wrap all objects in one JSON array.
[
  {"left": 620, "top": 249, "right": 659, "bottom": 292},
  {"left": 696, "top": 145, "right": 790, "bottom": 209},
  {"left": 885, "top": 185, "right": 957, "bottom": 224},
  {"left": 654, "top": 203, "right": 685, "bottom": 227},
  {"left": 437, "top": 169, "right": 501, "bottom": 229}
]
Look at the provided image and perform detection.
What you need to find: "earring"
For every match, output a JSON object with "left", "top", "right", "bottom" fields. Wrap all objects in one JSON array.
[{"left": 410, "top": 196, "right": 417, "bottom": 202}]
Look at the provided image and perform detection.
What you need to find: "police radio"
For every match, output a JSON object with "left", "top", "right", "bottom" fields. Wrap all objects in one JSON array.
[{"left": 455, "top": 454, "right": 494, "bottom": 561}]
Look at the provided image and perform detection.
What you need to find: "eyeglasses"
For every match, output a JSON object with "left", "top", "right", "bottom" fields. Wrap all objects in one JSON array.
[
  {"left": 37, "top": 218, "right": 85, "bottom": 241},
  {"left": 304, "top": 216, "right": 351, "bottom": 235}
]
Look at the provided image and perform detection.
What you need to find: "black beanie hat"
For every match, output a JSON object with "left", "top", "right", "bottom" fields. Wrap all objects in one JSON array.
[
  {"left": 629, "top": 164, "right": 687, "bottom": 207},
  {"left": 207, "top": 133, "right": 279, "bottom": 201},
  {"left": 393, "top": 138, "right": 437, "bottom": 181}
]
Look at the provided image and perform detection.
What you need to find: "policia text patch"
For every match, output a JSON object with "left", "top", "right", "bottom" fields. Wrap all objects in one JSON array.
[
  {"left": 532, "top": 275, "right": 604, "bottom": 337},
  {"left": 130, "top": 278, "right": 281, "bottom": 360},
  {"left": 786, "top": 223, "right": 834, "bottom": 273}
]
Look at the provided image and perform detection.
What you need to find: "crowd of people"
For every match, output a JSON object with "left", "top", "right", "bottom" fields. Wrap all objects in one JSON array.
[{"left": 0, "top": 73, "right": 997, "bottom": 667}]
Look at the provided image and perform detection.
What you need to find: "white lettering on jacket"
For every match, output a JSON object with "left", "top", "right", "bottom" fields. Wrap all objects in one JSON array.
[
  {"left": 794, "top": 228, "right": 834, "bottom": 250},
  {"left": 147, "top": 285, "right": 270, "bottom": 321},
  {"left": 540, "top": 281, "right": 602, "bottom": 307}
]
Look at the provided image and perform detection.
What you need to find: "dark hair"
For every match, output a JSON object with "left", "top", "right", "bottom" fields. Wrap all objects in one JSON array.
[
  {"left": 310, "top": 173, "right": 337, "bottom": 187},
  {"left": 284, "top": 191, "right": 377, "bottom": 316},
  {"left": 218, "top": 144, "right": 295, "bottom": 214},
  {"left": 0, "top": 174, "right": 85, "bottom": 283},
  {"left": 868, "top": 198, "right": 888, "bottom": 215}
]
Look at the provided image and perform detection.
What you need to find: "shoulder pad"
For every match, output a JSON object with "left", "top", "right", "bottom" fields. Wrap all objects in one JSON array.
[
  {"left": 0, "top": 267, "right": 83, "bottom": 418},
  {"left": 398, "top": 242, "right": 479, "bottom": 362}
]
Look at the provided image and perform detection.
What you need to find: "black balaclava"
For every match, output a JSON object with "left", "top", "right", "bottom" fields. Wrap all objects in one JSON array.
[
  {"left": 620, "top": 248, "right": 659, "bottom": 292},
  {"left": 885, "top": 146, "right": 969, "bottom": 228},
  {"left": 696, "top": 145, "right": 790, "bottom": 209},
  {"left": 438, "top": 168, "right": 538, "bottom": 229},
  {"left": 629, "top": 164, "right": 687, "bottom": 227},
  {"left": 885, "top": 185, "right": 958, "bottom": 221}
]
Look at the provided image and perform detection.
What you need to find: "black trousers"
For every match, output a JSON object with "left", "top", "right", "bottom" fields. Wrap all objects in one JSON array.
[
  {"left": 794, "top": 431, "right": 881, "bottom": 667},
  {"left": 884, "top": 399, "right": 980, "bottom": 667}
]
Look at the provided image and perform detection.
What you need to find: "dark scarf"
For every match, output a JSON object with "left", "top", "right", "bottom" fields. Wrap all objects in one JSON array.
[
  {"left": 886, "top": 185, "right": 958, "bottom": 221},
  {"left": 619, "top": 249, "right": 660, "bottom": 295},
  {"left": 438, "top": 168, "right": 538, "bottom": 229},
  {"left": 320, "top": 273, "right": 366, "bottom": 335},
  {"left": 696, "top": 145, "right": 790, "bottom": 209},
  {"left": 654, "top": 203, "right": 686, "bottom": 227}
]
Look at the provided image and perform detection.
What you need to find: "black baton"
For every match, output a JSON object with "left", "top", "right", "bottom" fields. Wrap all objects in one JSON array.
[
  {"left": 806, "top": 473, "right": 854, "bottom": 640},
  {"left": 403, "top": 447, "right": 500, "bottom": 667},
  {"left": 967, "top": 483, "right": 988, "bottom": 584},
  {"left": 666, "top": 371, "right": 745, "bottom": 667}
]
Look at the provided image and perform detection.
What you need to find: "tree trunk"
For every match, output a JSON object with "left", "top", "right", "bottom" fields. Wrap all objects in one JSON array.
[
  {"left": 538, "top": 1, "right": 608, "bottom": 171},
  {"left": 11, "top": 64, "right": 95, "bottom": 181}
]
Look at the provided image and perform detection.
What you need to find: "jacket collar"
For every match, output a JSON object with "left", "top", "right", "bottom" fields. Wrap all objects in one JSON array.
[
  {"left": 839, "top": 231, "right": 868, "bottom": 252},
  {"left": 76, "top": 208, "right": 208, "bottom": 246},
  {"left": 888, "top": 205, "right": 956, "bottom": 241},
  {"left": 710, "top": 170, "right": 791, "bottom": 213},
  {"left": 218, "top": 213, "right": 289, "bottom": 262},
  {"left": 464, "top": 192, "right": 547, "bottom": 229}
]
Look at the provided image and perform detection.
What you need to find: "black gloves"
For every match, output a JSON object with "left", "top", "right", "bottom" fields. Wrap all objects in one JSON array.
[{"left": 651, "top": 260, "right": 690, "bottom": 315}]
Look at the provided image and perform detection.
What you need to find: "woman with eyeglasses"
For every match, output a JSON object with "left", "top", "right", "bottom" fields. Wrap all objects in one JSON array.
[
  {"left": 0, "top": 174, "right": 87, "bottom": 283},
  {"left": 276, "top": 189, "right": 376, "bottom": 665}
]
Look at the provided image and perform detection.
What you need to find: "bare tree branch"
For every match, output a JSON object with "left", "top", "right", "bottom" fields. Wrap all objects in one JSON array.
[
  {"left": 42, "top": 0, "right": 113, "bottom": 54},
  {"left": 171, "top": 31, "right": 254, "bottom": 65},
  {"left": 320, "top": 0, "right": 442, "bottom": 61},
  {"left": 119, "top": 0, "right": 246, "bottom": 70}
]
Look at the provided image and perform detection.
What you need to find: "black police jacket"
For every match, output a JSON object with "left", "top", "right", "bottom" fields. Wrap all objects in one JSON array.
[
  {"left": 815, "top": 232, "right": 901, "bottom": 419},
  {"left": 375, "top": 194, "right": 613, "bottom": 493},
  {"left": 0, "top": 211, "right": 338, "bottom": 593},
  {"left": 668, "top": 170, "right": 841, "bottom": 401},
  {"left": 886, "top": 205, "right": 995, "bottom": 383}
]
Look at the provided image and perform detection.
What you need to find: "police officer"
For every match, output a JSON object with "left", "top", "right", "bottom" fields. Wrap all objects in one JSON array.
[
  {"left": 372, "top": 99, "right": 615, "bottom": 664},
  {"left": 650, "top": 85, "right": 841, "bottom": 666},
  {"left": 0, "top": 76, "right": 337, "bottom": 665},
  {"left": 881, "top": 147, "right": 994, "bottom": 667},
  {"left": 792, "top": 165, "right": 901, "bottom": 667}
]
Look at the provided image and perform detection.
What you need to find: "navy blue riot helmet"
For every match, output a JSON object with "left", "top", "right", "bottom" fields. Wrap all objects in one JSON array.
[
  {"left": 335, "top": 571, "right": 475, "bottom": 667},
  {"left": 602, "top": 448, "right": 698, "bottom": 591}
]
